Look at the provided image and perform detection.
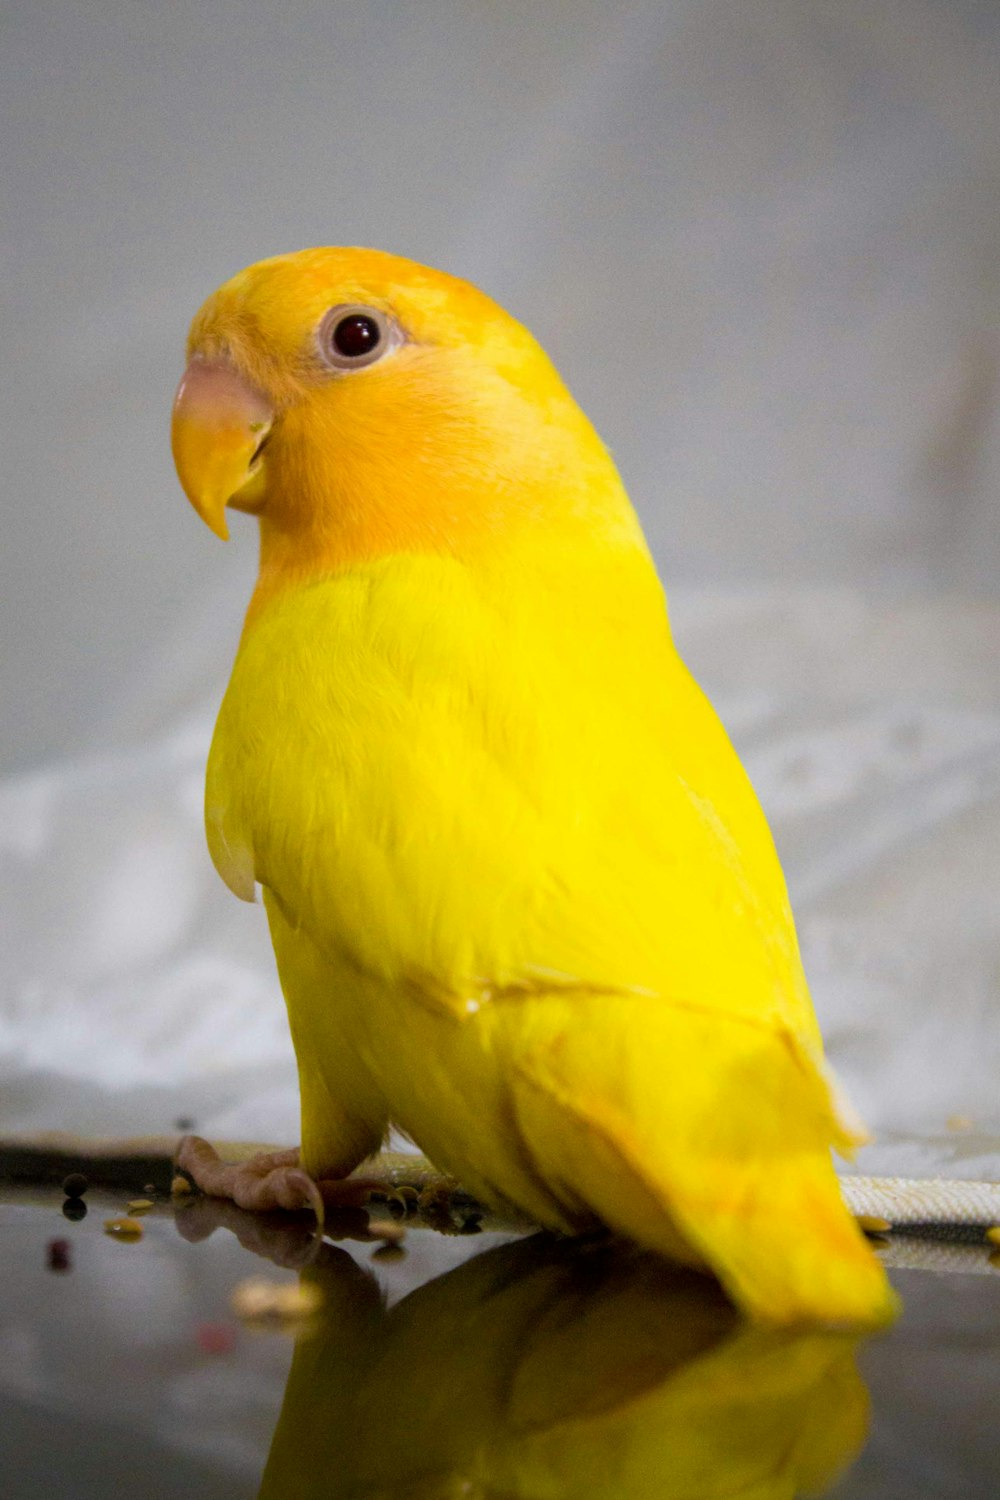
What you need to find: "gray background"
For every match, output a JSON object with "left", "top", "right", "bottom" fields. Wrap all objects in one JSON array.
[{"left": 2, "top": 1, "right": 999, "bottom": 1163}]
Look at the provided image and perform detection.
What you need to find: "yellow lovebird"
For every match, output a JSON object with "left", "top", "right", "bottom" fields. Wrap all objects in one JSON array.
[{"left": 170, "top": 247, "right": 893, "bottom": 1324}]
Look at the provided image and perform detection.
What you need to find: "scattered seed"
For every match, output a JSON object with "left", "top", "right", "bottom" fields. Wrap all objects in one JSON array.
[
  {"left": 62, "top": 1173, "right": 89, "bottom": 1200},
  {"left": 418, "top": 1186, "right": 461, "bottom": 1232},
  {"left": 143, "top": 1183, "right": 156, "bottom": 1194},
  {"left": 171, "top": 1175, "right": 193, "bottom": 1196},
  {"left": 197, "top": 1322, "right": 236, "bottom": 1354},
  {"left": 62, "top": 1200, "right": 87, "bottom": 1222},
  {"left": 986, "top": 1227, "right": 1000, "bottom": 1248},
  {"left": 127, "top": 1199, "right": 155, "bottom": 1214},
  {"left": 47, "top": 1238, "right": 71, "bottom": 1271},
  {"left": 946, "top": 1114, "right": 973, "bottom": 1132},
  {"left": 372, "top": 1242, "right": 406, "bottom": 1261},
  {"left": 104, "top": 1216, "right": 144, "bottom": 1239},
  {"left": 175, "top": 1117, "right": 195, "bottom": 1132},
  {"left": 857, "top": 1215, "right": 892, "bottom": 1235},
  {"left": 365, "top": 1218, "right": 405, "bottom": 1243},
  {"left": 230, "top": 1276, "right": 323, "bottom": 1322},
  {"left": 418, "top": 1185, "right": 451, "bottom": 1209}
]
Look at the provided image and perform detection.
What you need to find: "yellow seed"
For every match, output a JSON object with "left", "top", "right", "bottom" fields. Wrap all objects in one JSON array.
[
  {"left": 104, "top": 1216, "right": 144, "bottom": 1239},
  {"left": 171, "top": 1175, "right": 193, "bottom": 1195},
  {"left": 946, "top": 1114, "right": 973, "bottom": 1132},
  {"left": 127, "top": 1199, "right": 155, "bottom": 1213},
  {"left": 857, "top": 1215, "right": 892, "bottom": 1234},
  {"left": 366, "top": 1218, "right": 405, "bottom": 1243},
  {"left": 985, "top": 1226, "right": 1000, "bottom": 1247},
  {"left": 230, "top": 1276, "right": 323, "bottom": 1322},
  {"left": 372, "top": 1242, "right": 406, "bottom": 1261}
]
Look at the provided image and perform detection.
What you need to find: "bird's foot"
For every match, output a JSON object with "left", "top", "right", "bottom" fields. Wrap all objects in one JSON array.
[{"left": 175, "top": 1135, "right": 380, "bottom": 1228}]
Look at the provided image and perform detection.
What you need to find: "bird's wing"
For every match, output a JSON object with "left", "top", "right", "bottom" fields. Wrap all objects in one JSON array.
[
  {"left": 497, "top": 985, "right": 893, "bottom": 1323},
  {"left": 207, "top": 549, "right": 849, "bottom": 1120}
]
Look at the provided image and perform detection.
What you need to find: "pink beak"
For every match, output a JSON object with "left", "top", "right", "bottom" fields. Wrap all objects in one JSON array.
[{"left": 170, "top": 358, "right": 273, "bottom": 539}]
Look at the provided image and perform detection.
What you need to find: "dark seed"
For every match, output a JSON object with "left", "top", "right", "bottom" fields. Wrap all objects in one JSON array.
[
  {"left": 62, "top": 1173, "right": 89, "bottom": 1199},
  {"left": 47, "top": 1238, "right": 71, "bottom": 1271},
  {"left": 62, "top": 1199, "right": 87, "bottom": 1222},
  {"left": 174, "top": 1117, "right": 195, "bottom": 1132}
]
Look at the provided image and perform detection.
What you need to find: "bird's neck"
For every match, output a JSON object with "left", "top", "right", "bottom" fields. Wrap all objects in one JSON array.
[{"left": 242, "top": 433, "right": 646, "bottom": 635}]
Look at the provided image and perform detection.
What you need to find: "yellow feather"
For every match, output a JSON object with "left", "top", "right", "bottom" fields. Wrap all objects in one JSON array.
[{"left": 182, "top": 248, "right": 894, "bottom": 1324}]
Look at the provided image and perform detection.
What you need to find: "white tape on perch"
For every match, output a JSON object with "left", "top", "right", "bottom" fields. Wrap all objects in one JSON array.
[{"left": 840, "top": 1175, "right": 1000, "bottom": 1226}]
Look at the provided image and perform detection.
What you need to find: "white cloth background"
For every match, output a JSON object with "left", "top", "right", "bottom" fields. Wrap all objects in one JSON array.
[{"left": 3, "top": 1, "right": 999, "bottom": 1178}]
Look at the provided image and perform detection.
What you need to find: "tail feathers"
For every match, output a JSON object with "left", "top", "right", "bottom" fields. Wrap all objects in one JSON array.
[{"left": 507, "top": 1001, "right": 896, "bottom": 1327}]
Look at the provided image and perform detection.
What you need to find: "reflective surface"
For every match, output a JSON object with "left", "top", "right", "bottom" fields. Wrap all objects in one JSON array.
[{"left": 1, "top": 1188, "right": 998, "bottom": 1498}]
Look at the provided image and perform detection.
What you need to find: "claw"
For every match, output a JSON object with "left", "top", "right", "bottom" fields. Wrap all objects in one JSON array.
[
  {"left": 175, "top": 1133, "right": 233, "bottom": 1192},
  {"left": 175, "top": 1135, "right": 326, "bottom": 1226},
  {"left": 267, "top": 1167, "right": 325, "bottom": 1228}
]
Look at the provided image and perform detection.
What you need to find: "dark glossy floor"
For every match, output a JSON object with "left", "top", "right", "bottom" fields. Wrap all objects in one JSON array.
[{"left": 2, "top": 1184, "right": 998, "bottom": 1499}]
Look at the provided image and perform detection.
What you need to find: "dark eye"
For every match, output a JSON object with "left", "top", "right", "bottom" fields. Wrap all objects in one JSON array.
[
  {"left": 317, "top": 303, "right": 399, "bottom": 371},
  {"left": 334, "top": 314, "right": 380, "bottom": 357}
]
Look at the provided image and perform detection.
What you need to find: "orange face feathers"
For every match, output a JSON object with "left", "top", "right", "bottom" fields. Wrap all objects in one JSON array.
[{"left": 172, "top": 248, "right": 640, "bottom": 613}]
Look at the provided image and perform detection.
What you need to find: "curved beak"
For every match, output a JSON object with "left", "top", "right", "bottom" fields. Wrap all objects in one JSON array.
[{"left": 171, "top": 359, "right": 274, "bottom": 539}]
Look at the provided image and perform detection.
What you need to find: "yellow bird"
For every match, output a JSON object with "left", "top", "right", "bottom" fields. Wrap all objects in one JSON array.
[{"left": 171, "top": 247, "right": 893, "bottom": 1324}]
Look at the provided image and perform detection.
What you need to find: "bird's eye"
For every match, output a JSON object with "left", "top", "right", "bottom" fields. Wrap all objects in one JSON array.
[{"left": 317, "top": 304, "right": 398, "bottom": 371}]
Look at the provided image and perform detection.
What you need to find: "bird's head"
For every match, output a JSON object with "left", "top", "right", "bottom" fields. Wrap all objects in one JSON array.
[{"left": 171, "top": 248, "right": 637, "bottom": 588}]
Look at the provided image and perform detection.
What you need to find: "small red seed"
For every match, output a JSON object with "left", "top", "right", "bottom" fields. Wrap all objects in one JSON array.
[
  {"left": 47, "top": 1239, "right": 71, "bottom": 1271},
  {"left": 197, "top": 1322, "right": 236, "bottom": 1354}
]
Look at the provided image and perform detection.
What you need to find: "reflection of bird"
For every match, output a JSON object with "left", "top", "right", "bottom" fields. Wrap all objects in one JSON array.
[
  {"left": 171, "top": 247, "right": 893, "bottom": 1323},
  {"left": 258, "top": 1234, "right": 870, "bottom": 1499}
]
